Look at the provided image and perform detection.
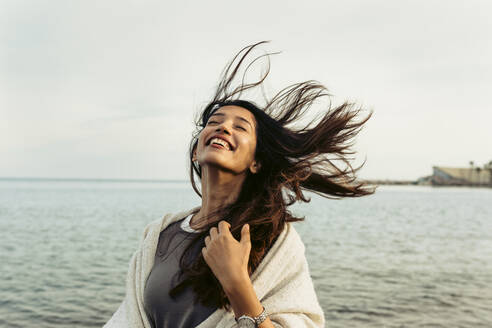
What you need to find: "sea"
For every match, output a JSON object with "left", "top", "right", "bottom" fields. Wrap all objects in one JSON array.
[{"left": 0, "top": 178, "right": 491, "bottom": 327}]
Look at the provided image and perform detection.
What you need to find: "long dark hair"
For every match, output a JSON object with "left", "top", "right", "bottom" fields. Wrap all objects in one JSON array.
[{"left": 169, "top": 41, "right": 374, "bottom": 310}]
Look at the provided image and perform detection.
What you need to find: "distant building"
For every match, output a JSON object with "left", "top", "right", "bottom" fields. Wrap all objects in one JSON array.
[{"left": 431, "top": 166, "right": 492, "bottom": 186}]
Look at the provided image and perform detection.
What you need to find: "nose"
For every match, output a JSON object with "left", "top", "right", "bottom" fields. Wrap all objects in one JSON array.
[{"left": 215, "top": 121, "right": 232, "bottom": 135}]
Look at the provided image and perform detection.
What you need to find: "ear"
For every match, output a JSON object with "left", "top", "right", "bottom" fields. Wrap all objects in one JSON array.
[{"left": 249, "top": 160, "right": 261, "bottom": 174}]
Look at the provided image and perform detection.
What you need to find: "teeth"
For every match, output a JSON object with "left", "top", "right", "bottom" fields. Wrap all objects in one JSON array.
[{"left": 210, "top": 137, "right": 230, "bottom": 150}]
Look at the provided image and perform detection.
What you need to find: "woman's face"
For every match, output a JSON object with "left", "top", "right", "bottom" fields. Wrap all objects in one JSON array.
[{"left": 194, "top": 105, "right": 260, "bottom": 175}]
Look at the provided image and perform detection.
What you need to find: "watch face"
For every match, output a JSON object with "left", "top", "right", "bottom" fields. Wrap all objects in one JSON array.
[{"left": 237, "top": 317, "right": 256, "bottom": 328}]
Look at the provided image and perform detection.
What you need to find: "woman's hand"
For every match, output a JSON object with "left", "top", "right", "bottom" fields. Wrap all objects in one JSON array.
[
  {"left": 203, "top": 221, "right": 274, "bottom": 327},
  {"left": 202, "top": 221, "right": 251, "bottom": 291}
]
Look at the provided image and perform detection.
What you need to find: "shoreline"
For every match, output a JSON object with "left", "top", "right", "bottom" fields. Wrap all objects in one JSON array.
[{"left": 2, "top": 177, "right": 491, "bottom": 188}]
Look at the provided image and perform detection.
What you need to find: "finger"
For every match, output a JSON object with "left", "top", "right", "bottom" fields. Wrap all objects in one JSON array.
[
  {"left": 204, "top": 235, "right": 211, "bottom": 247},
  {"left": 201, "top": 247, "right": 207, "bottom": 259},
  {"left": 240, "top": 224, "right": 251, "bottom": 245},
  {"left": 209, "top": 227, "right": 218, "bottom": 240},
  {"left": 218, "top": 220, "right": 231, "bottom": 235}
]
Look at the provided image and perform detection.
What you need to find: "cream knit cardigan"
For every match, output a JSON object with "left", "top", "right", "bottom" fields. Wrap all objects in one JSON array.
[{"left": 103, "top": 207, "right": 325, "bottom": 328}]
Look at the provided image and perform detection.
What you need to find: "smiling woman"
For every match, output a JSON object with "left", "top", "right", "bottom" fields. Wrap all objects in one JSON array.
[
  {"left": 103, "top": 41, "right": 374, "bottom": 328},
  {"left": 193, "top": 106, "right": 259, "bottom": 178}
]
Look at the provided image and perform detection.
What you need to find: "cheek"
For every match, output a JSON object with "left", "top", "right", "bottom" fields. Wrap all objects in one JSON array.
[
  {"left": 198, "top": 130, "right": 209, "bottom": 148},
  {"left": 240, "top": 138, "right": 257, "bottom": 158}
]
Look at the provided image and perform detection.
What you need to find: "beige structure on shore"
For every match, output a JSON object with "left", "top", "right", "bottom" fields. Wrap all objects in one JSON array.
[{"left": 431, "top": 166, "right": 492, "bottom": 186}]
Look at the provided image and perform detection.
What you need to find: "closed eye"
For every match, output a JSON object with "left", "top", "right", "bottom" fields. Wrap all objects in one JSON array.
[{"left": 236, "top": 125, "right": 246, "bottom": 131}]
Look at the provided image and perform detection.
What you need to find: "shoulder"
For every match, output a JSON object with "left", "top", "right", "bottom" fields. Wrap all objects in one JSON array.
[
  {"left": 279, "top": 222, "right": 308, "bottom": 270},
  {"left": 253, "top": 222, "right": 326, "bottom": 327},
  {"left": 274, "top": 221, "right": 306, "bottom": 256},
  {"left": 285, "top": 222, "right": 305, "bottom": 251},
  {"left": 251, "top": 222, "right": 306, "bottom": 279}
]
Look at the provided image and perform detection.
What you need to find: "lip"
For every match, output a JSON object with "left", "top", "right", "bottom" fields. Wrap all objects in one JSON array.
[
  {"left": 206, "top": 134, "right": 234, "bottom": 151},
  {"left": 209, "top": 143, "right": 228, "bottom": 150}
]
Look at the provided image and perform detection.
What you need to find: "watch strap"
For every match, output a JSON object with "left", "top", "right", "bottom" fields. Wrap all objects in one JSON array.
[{"left": 235, "top": 306, "right": 268, "bottom": 327}]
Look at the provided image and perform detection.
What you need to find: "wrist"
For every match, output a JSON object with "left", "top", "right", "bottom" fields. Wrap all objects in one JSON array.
[
  {"left": 222, "top": 273, "right": 263, "bottom": 319},
  {"left": 222, "top": 270, "right": 251, "bottom": 295}
]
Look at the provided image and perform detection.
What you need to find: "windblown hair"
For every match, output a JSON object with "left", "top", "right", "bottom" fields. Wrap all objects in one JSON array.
[{"left": 169, "top": 41, "right": 375, "bottom": 310}]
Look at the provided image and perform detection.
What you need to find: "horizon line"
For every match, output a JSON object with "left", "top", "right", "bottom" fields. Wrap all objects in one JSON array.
[
  {"left": 0, "top": 176, "right": 417, "bottom": 183},
  {"left": 0, "top": 177, "right": 189, "bottom": 183}
]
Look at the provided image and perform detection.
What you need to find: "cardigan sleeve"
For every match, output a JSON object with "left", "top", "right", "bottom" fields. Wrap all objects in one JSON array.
[
  {"left": 103, "top": 296, "right": 128, "bottom": 328},
  {"left": 103, "top": 214, "right": 178, "bottom": 328},
  {"left": 259, "top": 230, "right": 326, "bottom": 328},
  {"left": 103, "top": 220, "right": 155, "bottom": 328},
  {"left": 103, "top": 248, "right": 143, "bottom": 328}
]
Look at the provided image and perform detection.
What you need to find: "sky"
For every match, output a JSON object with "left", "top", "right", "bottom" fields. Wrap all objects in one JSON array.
[{"left": 1, "top": 0, "right": 491, "bottom": 181}]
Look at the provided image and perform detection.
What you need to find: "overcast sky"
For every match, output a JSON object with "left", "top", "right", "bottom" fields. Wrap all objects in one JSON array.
[{"left": 1, "top": 0, "right": 490, "bottom": 181}]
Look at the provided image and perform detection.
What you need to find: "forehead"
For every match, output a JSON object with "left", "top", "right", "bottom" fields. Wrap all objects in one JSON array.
[{"left": 211, "top": 105, "right": 256, "bottom": 126}]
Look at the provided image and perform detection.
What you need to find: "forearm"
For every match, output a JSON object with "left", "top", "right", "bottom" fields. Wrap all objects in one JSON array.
[{"left": 223, "top": 273, "right": 274, "bottom": 328}]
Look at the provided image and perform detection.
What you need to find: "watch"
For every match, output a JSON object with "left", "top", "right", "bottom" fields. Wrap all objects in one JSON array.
[
  {"left": 235, "top": 306, "right": 268, "bottom": 327},
  {"left": 237, "top": 316, "right": 256, "bottom": 328}
]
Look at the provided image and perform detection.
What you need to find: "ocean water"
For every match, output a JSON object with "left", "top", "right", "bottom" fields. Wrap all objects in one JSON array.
[{"left": 0, "top": 179, "right": 491, "bottom": 327}]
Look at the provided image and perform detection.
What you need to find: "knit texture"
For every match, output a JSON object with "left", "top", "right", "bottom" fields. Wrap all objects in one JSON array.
[{"left": 103, "top": 206, "right": 326, "bottom": 328}]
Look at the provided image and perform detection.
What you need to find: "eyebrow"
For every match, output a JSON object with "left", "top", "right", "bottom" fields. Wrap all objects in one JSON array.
[{"left": 209, "top": 112, "right": 253, "bottom": 129}]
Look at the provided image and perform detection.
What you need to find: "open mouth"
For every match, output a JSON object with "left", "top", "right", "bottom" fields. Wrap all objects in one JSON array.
[
  {"left": 206, "top": 137, "right": 233, "bottom": 151},
  {"left": 210, "top": 143, "right": 228, "bottom": 150}
]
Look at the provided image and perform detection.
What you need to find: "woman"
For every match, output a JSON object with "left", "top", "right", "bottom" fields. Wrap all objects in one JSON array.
[{"left": 104, "top": 41, "right": 374, "bottom": 328}]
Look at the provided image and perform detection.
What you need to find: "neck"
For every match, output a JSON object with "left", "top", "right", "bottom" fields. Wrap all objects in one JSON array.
[{"left": 191, "top": 166, "right": 247, "bottom": 228}]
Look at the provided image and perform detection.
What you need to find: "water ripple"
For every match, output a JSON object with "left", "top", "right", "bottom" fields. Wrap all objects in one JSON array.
[{"left": 1, "top": 182, "right": 492, "bottom": 327}]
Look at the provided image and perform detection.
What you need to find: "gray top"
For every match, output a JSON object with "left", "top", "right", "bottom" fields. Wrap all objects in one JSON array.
[{"left": 143, "top": 214, "right": 218, "bottom": 328}]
